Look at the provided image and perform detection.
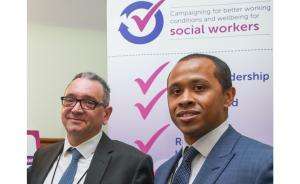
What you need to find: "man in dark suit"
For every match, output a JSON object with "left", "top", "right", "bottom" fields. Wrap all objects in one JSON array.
[
  {"left": 155, "top": 54, "right": 272, "bottom": 184},
  {"left": 29, "top": 72, "right": 154, "bottom": 184}
]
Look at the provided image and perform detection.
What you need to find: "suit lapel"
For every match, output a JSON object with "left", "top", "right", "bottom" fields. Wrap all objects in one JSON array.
[
  {"left": 157, "top": 150, "right": 182, "bottom": 184},
  {"left": 193, "top": 126, "right": 241, "bottom": 184},
  {"left": 35, "top": 142, "right": 64, "bottom": 184},
  {"left": 84, "top": 133, "right": 114, "bottom": 184}
]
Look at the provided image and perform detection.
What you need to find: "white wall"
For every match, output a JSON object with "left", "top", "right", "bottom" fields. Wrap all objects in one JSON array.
[{"left": 28, "top": 23, "right": 107, "bottom": 138}]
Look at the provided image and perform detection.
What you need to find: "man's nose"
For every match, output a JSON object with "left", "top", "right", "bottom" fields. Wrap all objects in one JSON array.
[
  {"left": 178, "top": 90, "right": 195, "bottom": 107},
  {"left": 71, "top": 101, "right": 84, "bottom": 113}
]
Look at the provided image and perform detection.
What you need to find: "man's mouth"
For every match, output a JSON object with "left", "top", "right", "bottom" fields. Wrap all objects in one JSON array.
[
  {"left": 67, "top": 117, "right": 84, "bottom": 122},
  {"left": 176, "top": 110, "right": 200, "bottom": 122}
]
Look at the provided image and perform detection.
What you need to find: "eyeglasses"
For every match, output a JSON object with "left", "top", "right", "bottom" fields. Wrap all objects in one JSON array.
[{"left": 61, "top": 96, "right": 105, "bottom": 110}]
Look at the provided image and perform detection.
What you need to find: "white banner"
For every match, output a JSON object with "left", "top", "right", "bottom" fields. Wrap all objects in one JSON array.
[{"left": 107, "top": 0, "right": 272, "bottom": 169}]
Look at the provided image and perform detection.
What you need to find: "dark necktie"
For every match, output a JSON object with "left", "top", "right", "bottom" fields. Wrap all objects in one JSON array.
[
  {"left": 58, "top": 148, "right": 82, "bottom": 184},
  {"left": 172, "top": 146, "right": 199, "bottom": 184}
]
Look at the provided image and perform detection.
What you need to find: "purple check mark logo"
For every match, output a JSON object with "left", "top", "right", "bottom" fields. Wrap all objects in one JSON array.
[
  {"left": 135, "top": 88, "right": 167, "bottom": 119},
  {"left": 131, "top": 0, "right": 166, "bottom": 32},
  {"left": 135, "top": 62, "right": 169, "bottom": 94},
  {"left": 135, "top": 124, "right": 170, "bottom": 153}
]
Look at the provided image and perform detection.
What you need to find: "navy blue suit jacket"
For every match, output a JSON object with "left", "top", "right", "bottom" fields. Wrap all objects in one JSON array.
[{"left": 155, "top": 126, "right": 273, "bottom": 184}]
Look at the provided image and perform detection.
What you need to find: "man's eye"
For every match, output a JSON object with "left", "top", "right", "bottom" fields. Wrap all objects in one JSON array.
[
  {"left": 65, "top": 97, "right": 76, "bottom": 102},
  {"left": 83, "top": 99, "right": 97, "bottom": 106},
  {"left": 194, "top": 85, "right": 205, "bottom": 91},
  {"left": 170, "top": 88, "right": 181, "bottom": 95}
]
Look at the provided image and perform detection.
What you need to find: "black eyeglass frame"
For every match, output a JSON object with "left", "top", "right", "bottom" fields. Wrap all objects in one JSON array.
[{"left": 60, "top": 96, "right": 105, "bottom": 110}]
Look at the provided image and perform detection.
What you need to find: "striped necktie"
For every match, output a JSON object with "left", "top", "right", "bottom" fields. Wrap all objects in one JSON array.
[{"left": 58, "top": 148, "right": 82, "bottom": 184}]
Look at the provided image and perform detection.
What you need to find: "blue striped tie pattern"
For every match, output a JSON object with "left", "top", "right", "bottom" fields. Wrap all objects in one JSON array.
[
  {"left": 172, "top": 147, "right": 199, "bottom": 184},
  {"left": 58, "top": 148, "right": 82, "bottom": 184}
]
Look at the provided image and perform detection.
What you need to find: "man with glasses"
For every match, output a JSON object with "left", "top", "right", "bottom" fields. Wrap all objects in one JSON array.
[{"left": 29, "top": 72, "right": 154, "bottom": 184}]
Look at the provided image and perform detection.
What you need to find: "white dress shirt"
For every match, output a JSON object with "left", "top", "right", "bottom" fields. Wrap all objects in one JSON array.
[
  {"left": 43, "top": 131, "right": 102, "bottom": 184},
  {"left": 169, "top": 122, "right": 229, "bottom": 184}
]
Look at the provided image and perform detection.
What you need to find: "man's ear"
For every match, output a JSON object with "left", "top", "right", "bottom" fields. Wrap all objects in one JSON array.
[
  {"left": 102, "top": 106, "right": 113, "bottom": 125},
  {"left": 223, "top": 87, "right": 236, "bottom": 108}
]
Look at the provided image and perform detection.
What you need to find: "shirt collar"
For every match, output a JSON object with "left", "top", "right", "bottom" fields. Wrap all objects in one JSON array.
[
  {"left": 182, "top": 121, "right": 229, "bottom": 157},
  {"left": 63, "top": 130, "right": 102, "bottom": 159}
]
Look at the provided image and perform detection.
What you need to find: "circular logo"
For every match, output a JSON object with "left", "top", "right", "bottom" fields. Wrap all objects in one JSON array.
[{"left": 119, "top": 0, "right": 165, "bottom": 44}]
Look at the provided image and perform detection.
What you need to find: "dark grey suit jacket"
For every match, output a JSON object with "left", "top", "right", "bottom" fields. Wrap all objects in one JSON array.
[
  {"left": 155, "top": 126, "right": 273, "bottom": 184},
  {"left": 28, "top": 133, "right": 154, "bottom": 184}
]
